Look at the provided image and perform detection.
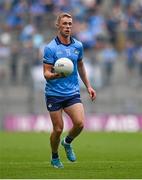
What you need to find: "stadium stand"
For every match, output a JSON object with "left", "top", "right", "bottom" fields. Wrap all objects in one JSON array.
[{"left": 0, "top": 0, "right": 142, "bottom": 129}]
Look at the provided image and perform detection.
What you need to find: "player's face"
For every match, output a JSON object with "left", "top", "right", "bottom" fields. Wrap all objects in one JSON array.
[{"left": 58, "top": 17, "right": 72, "bottom": 38}]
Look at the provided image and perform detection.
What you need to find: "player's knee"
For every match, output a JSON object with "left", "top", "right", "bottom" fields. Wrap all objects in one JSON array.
[
  {"left": 54, "top": 127, "right": 63, "bottom": 135},
  {"left": 75, "top": 121, "right": 84, "bottom": 130}
]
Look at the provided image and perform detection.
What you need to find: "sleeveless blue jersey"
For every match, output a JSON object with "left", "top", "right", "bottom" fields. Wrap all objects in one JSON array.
[{"left": 43, "top": 36, "right": 84, "bottom": 96}]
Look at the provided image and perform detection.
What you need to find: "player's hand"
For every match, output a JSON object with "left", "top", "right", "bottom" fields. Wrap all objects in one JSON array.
[
  {"left": 87, "top": 86, "right": 96, "bottom": 101},
  {"left": 52, "top": 67, "right": 66, "bottom": 78},
  {"left": 54, "top": 72, "right": 66, "bottom": 78}
]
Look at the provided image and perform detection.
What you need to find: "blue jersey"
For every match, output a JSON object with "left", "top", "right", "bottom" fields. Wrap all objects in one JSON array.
[{"left": 43, "top": 36, "right": 84, "bottom": 96}]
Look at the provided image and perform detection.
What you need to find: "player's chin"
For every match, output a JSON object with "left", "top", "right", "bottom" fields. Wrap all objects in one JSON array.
[{"left": 64, "top": 31, "right": 71, "bottom": 37}]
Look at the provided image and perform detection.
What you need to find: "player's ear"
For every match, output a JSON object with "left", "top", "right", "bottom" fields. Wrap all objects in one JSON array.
[
  {"left": 56, "top": 23, "right": 59, "bottom": 28},
  {"left": 55, "top": 21, "right": 59, "bottom": 29}
]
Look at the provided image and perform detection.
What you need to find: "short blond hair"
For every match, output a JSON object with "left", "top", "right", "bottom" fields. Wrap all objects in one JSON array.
[{"left": 56, "top": 12, "right": 72, "bottom": 27}]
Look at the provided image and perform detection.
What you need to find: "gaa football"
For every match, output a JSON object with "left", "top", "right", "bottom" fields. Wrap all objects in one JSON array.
[{"left": 54, "top": 57, "right": 74, "bottom": 76}]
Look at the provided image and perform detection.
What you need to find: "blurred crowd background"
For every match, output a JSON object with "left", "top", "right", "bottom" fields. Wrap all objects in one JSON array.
[{"left": 0, "top": 0, "right": 142, "bottom": 128}]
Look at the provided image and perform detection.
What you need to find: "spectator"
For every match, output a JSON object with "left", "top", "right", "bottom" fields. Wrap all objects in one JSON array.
[
  {"left": 74, "top": 21, "right": 96, "bottom": 49},
  {"left": 20, "top": 23, "right": 36, "bottom": 42},
  {"left": 88, "top": 7, "right": 107, "bottom": 39},
  {"left": 20, "top": 41, "right": 35, "bottom": 83},
  {"left": 0, "top": 41, "right": 10, "bottom": 83},
  {"left": 124, "top": 39, "right": 136, "bottom": 76},
  {"left": 135, "top": 46, "right": 142, "bottom": 86},
  {"left": 9, "top": 43, "right": 19, "bottom": 84},
  {"left": 30, "top": 1, "right": 45, "bottom": 28},
  {"left": 101, "top": 41, "right": 117, "bottom": 86}
]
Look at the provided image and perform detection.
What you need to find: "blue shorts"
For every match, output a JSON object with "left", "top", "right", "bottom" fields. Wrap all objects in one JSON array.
[{"left": 45, "top": 94, "right": 82, "bottom": 111}]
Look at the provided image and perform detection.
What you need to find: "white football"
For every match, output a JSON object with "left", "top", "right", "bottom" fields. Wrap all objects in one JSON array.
[{"left": 54, "top": 58, "right": 74, "bottom": 76}]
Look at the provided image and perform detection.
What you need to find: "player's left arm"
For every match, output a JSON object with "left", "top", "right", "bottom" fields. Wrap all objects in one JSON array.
[{"left": 78, "top": 60, "right": 96, "bottom": 101}]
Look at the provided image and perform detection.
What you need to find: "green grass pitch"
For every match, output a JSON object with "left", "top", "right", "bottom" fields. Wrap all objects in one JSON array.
[{"left": 0, "top": 131, "right": 142, "bottom": 179}]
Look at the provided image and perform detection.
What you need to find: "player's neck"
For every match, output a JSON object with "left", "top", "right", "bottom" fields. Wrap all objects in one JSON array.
[{"left": 57, "top": 34, "right": 71, "bottom": 45}]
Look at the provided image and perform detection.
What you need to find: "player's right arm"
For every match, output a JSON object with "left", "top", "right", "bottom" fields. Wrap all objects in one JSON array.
[
  {"left": 43, "top": 46, "right": 64, "bottom": 80},
  {"left": 43, "top": 63, "right": 64, "bottom": 80}
]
